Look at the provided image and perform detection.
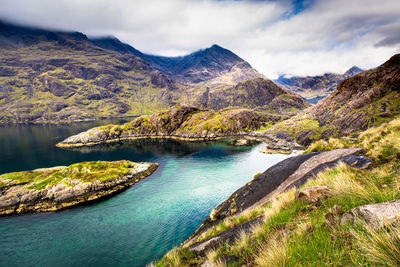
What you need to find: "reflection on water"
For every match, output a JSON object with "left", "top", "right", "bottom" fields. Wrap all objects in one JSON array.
[
  {"left": 68, "top": 138, "right": 255, "bottom": 157},
  {"left": 0, "top": 120, "right": 292, "bottom": 267}
]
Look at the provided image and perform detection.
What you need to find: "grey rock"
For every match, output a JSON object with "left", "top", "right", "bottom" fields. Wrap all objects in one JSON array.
[
  {"left": 341, "top": 154, "right": 372, "bottom": 169},
  {"left": 189, "top": 216, "right": 263, "bottom": 256},
  {"left": 341, "top": 200, "right": 400, "bottom": 228}
]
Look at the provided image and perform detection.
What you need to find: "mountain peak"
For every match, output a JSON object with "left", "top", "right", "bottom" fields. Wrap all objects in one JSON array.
[
  {"left": 344, "top": 66, "right": 363, "bottom": 77},
  {"left": 209, "top": 44, "right": 224, "bottom": 50},
  {"left": 146, "top": 44, "right": 260, "bottom": 84}
]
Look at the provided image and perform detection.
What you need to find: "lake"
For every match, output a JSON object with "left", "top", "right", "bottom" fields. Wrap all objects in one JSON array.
[{"left": 0, "top": 120, "right": 294, "bottom": 266}]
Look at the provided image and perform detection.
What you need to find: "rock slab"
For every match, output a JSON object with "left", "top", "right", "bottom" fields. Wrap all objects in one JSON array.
[{"left": 341, "top": 200, "right": 400, "bottom": 228}]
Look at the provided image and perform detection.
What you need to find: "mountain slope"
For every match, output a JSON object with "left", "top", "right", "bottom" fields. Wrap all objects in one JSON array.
[
  {"left": 264, "top": 54, "right": 400, "bottom": 145},
  {"left": 276, "top": 66, "right": 363, "bottom": 104},
  {"left": 0, "top": 21, "right": 308, "bottom": 123},
  {"left": 192, "top": 77, "right": 309, "bottom": 115},
  {"left": 0, "top": 21, "right": 179, "bottom": 123},
  {"left": 92, "top": 39, "right": 308, "bottom": 112}
]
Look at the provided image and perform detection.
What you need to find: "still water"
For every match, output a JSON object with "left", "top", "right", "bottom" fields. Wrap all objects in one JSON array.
[{"left": 0, "top": 120, "right": 293, "bottom": 266}]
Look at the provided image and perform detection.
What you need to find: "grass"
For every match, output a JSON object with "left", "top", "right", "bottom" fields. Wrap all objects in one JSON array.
[
  {"left": 354, "top": 223, "right": 400, "bottom": 266},
  {"left": 0, "top": 39, "right": 170, "bottom": 123},
  {"left": 0, "top": 160, "right": 135, "bottom": 190},
  {"left": 155, "top": 117, "right": 400, "bottom": 266},
  {"left": 88, "top": 106, "right": 280, "bottom": 139},
  {"left": 153, "top": 248, "right": 197, "bottom": 267}
]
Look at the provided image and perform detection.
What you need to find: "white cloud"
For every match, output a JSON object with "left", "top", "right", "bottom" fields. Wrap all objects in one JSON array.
[{"left": 0, "top": 0, "right": 399, "bottom": 78}]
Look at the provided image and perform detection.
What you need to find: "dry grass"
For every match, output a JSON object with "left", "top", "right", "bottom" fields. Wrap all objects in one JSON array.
[
  {"left": 195, "top": 205, "right": 266, "bottom": 244},
  {"left": 264, "top": 188, "right": 296, "bottom": 222},
  {"left": 156, "top": 118, "right": 400, "bottom": 267},
  {"left": 354, "top": 224, "right": 400, "bottom": 266},
  {"left": 304, "top": 137, "right": 351, "bottom": 153},
  {"left": 254, "top": 236, "right": 288, "bottom": 267}
]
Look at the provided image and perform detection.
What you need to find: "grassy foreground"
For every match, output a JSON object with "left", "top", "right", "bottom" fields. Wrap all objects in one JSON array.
[{"left": 154, "top": 117, "right": 400, "bottom": 266}]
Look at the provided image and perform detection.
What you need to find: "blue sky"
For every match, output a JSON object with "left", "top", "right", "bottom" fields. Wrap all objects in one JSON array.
[{"left": 0, "top": 0, "right": 399, "bottom": 78}]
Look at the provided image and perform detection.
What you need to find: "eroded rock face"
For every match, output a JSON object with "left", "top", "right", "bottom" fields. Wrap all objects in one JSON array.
[
  {"left": 0, "top": 161, "right": 158, "bottom": 216},
  {"left": 184, "top": 148, "right": 369, "bottom": 246},
  {"left": 341, "top": 200, "right": 400, "bottom": 228},
  {"left": 295, "top": 186, "right": 331, "bottom": 203}
]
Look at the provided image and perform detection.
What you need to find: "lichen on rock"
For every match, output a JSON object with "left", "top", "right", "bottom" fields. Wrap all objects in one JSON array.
[{"left": 0, "top": 160, "right": 158, "bottom": 216}]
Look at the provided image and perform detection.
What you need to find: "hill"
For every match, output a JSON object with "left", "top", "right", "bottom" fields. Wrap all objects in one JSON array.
[{"left": 264, "top": 54, "right": 400, "bottom": 145}]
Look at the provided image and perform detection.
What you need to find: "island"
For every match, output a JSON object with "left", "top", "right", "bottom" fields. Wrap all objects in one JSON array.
[{"left": 0, "top": 160, "right": 158, "bottom": 216}]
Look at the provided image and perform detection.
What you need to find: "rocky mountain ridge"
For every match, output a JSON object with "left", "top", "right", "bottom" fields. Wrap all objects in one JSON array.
[
  {"left": 276, "top": 66, "right": 363, "bottom": 103},
  {"left": 0, "top": 21, "right": 307, "bottom": 123},
  {"left": 265, "top": 54, "right": 400, "bottom": 146}
]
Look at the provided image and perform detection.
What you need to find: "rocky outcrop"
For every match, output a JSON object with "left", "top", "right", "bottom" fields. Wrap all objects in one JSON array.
[
  {"left": 295, "top": 185, "right": 331, "bottom": 203},
  {"left": 195, "top": 78, "right": 310, "bottom": 113},
  {"left": 341, "top": 200, "right": 400, "bottom": 228},
  {"left": 0, "top": 160, "right": 158, "bottom": 216},
  {"left": 184, "top": 148, "right": 368, "bottom": 246},
  {"left": 56, "top": 106, "right": 284, "bottom": 147}
]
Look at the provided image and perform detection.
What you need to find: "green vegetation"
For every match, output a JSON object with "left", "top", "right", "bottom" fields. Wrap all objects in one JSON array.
[
  {"left": 87, "top": 107, "right": 277, "bottom": 139},
  {"left": 0, "top": 160, "right": 135, "bottom": 190},
  {"left": 253, "top": 172, "right": 262, "bottom": 179},
  {"left": 0, "top": 39, "right": 170, "bottom": 123},
  {"left": 156, "top": 117, "right": 400, "bottom": 266}
]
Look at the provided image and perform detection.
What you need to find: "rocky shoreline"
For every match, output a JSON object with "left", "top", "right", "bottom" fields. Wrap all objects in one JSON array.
[
  {"left": 56, "top": 105, "right": 305, "bottom": 152},
  {"left": 0, "top": 160, "right": 158, "bottom": 216},
  {"left": 182, "top": 148, "right": 371, "bottom": 249}
]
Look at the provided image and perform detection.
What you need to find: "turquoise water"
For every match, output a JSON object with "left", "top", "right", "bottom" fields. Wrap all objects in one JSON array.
[{"left": 0, "top": 121, "right": 293, "bottom": 266}]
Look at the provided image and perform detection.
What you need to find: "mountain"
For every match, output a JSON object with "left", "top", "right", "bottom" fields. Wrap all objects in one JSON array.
[
  {"left": 0, "top": 21, "right": 308, "bottom": 123},
  {"left": 145, "top": 44, "right": 261, "bottom": 85},
  {"left": 276, "top": 66, "right": 363, "bottom": 104},
  {"left": 88, "top": 38, "right": 309, "bottom": 114},
  {"left": 265, "top": 54, "right": 400, "bottom": 145},
  {"left": 92, "top": 39, "right": 262, "bottom": 85},
  {"left": 0, "top": 21, "right": 180, "bottom": 123}
]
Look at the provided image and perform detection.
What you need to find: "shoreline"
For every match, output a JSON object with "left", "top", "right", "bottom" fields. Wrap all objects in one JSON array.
[
  {"left": 56, "top": 134, "right": 284, "bottom": 148},
  {"left": 0, "top": 162, "right": 159, "bottom": 216}
]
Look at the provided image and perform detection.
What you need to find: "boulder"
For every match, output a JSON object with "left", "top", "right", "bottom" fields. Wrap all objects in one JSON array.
[
  {"left": 229, "top": 138, "right": 251, "bottom": 146},
  {"left": 295, "top": 185, "right": 331, "bottom": 203},
  {"left": 341, "top": 200, "right": 400, "bottom": 228}
]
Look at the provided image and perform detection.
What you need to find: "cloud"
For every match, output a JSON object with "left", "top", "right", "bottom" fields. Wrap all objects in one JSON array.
[{"left": 0, "top": 0, "right": 399, "bottom": 78}]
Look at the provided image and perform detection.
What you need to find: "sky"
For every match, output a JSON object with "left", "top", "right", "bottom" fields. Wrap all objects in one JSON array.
[{"left": 0, "top": 0, "right": 399, "bottom": 79}]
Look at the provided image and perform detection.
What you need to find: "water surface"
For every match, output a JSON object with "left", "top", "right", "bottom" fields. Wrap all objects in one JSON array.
[{"left": 0, "top": 121, "right": 293, "bottom": 266}]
